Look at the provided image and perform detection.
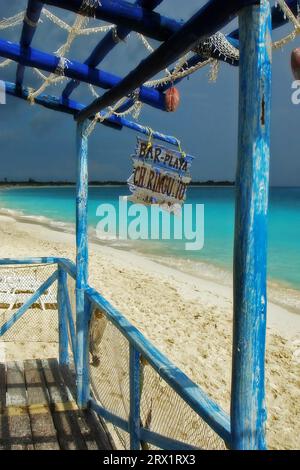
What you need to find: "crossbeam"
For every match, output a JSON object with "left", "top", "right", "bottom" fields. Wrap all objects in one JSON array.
[
  {"left": 62, "top": 0, "right": 164, "bottom": 99},
  {"left": 42, "top": 0, "right": 181, "bottom": 42},
  {"left": 4, "top": 81, "right": 181, "bottom": 146},
  {"left": 0, "top": 38, "right": 166, "bottom": 112},
  {"left": 77, "top": 0, "right": 256, "bottom": 122},
  {"left": 16, "top": 0, "right": 43, "bottom": 88}
]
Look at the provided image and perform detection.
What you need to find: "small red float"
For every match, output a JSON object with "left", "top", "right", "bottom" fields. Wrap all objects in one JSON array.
[
  {"left": 291, "top": 48, "right": 300, "bottom": 80},
  {"left": 165, "top": 87, "right": 180, "bottom": 112}
]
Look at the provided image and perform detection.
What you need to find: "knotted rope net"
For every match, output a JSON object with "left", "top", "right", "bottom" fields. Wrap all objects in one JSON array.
[{"left": 1, "top": 1, "right": 299, "bottom": 130}]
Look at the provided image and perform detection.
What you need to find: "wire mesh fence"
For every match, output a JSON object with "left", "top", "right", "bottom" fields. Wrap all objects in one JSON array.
[
  {"left": 139, "top": 360, "right": 226, "bottom": 450},
  {"left": 0, "top": 264, "right": 58, "bottom": 343},
  {"left": 88, "top": 306, "right": 226, "bottom": 450},
  {"left": 89, "top": 307, "right": 130, "bottom": 449}
]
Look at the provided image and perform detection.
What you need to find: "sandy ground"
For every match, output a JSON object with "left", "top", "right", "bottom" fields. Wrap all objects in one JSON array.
[{"left": 0, "top": 213, "right": 299, "bottom": 450}]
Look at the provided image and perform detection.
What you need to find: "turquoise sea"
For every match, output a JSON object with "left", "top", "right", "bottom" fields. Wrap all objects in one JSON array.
[{"left": 0, "top": 186, "right": 299, "bottom": 291}]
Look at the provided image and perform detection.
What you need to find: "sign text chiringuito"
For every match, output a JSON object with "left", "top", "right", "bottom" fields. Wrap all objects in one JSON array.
[{"left": 127, "top": 138, "right": 194, "bottom": 211}]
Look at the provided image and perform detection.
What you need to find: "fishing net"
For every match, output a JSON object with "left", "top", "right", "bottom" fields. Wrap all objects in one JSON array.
[
  {"left": 88, "top": 307, "right": 227, "bottom": 450},
  {"left": 2, "top": 1, "right": 298, "bottom": 136},
  {"left": 0, "top": 1, "right": 240, "bottom": 127},
  {"left": 0, "top": 264, "right": 58, "bottom": 343}
]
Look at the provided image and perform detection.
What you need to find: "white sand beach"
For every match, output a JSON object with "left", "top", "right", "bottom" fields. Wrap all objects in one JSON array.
[{"left": 0, "top": 212, "right": 299, "bottom": 450}]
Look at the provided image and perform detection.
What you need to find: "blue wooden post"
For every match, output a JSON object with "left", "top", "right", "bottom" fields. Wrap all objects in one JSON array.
[
  {"left": 129, "top": 345, "right": 141, "bottom": 450},
  {"left": 76, "top": 119, "right": 90, "bottom": 408},
  {"left": 57, "top": 266, "right": 69, "bottom": 365},
  {"left": 231, "top": 0, "right": 272, "bottom": 450}
]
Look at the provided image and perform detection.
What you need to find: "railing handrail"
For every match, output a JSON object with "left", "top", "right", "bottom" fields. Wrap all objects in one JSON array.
[
  {"left": 0, "top": 256, "right": 231, "bottom": 447},
  {"left": 57, "top": 257, "right": 231, "bottom": 445}
]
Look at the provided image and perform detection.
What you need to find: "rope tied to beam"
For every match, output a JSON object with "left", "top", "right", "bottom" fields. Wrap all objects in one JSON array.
[
  {"left": 23, "top": 14, "right": 39, "bottom": 28},
  {"left": 28, "top": 57, "right": 70, "bottom": 103},
  {"left": 84, "top": 95, "right": 129, "bottom": 137}
]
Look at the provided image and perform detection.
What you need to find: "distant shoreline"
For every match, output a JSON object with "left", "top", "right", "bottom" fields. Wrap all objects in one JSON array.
[{"left": 1, "top": 182, "right": 299, "bottom": 188}]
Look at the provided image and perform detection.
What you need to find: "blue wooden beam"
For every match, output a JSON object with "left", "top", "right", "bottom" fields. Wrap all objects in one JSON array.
[
  {"left": 76, "top": 0, "right": 257, "bottom": 122},
  {"left": 62, "top": 0, "right": 164, "bottom": 99},
  {"left": 139, "top": 428, "right": 200, "bottom": 451},
  {"left": 89, "top": 398, "right": 130, "bottom": 432},
  {"left": 90, "top": 397, "right": 201, "bottom": 450},
  {"left": 0, "top": 38, "right": 166, "bottom": 112},
  {"left": 231, "top": 0, "right": 271, "bottom": 450},
  {"left": 16, "top": 0, "right": 43, "bottom": 88},
  {"left": 0, "top": 257, "right": 57, "bottom": 265},
  {"left": 4, "top": 81, "right": 181, "bottom": 146},
  {"left": 75, "top": 119, "right": 90, "bottom": 409},
  {"left": 43, "top": 0, "right": 181, "bottom": 42}
]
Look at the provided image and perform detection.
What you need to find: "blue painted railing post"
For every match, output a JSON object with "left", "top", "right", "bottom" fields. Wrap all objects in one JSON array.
[
  {"left": 231, "top": 0, "right": 272, "bottom": 450},
  {"left": 57, "top": 265, "right": 69, "bottom": 365},
  {"left": 76, "top": 119, "right": 90, "bottom": 408},
  {"left": 129, "top": 345, "right": 141, "bottom": 450}
]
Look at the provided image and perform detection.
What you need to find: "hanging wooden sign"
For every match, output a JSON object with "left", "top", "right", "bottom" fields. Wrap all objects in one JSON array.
[{"left": 127, "top": 138, "right": 194, "bottom": 211}]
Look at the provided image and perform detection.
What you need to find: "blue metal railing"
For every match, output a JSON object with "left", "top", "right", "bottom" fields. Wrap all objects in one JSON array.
[{"left": 0, "top": 257, "right": 230, "bottom": 450}]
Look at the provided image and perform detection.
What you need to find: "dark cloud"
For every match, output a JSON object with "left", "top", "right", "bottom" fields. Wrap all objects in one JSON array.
[{"left": 0, "top": 1, "right": 299, "bottom": 185}]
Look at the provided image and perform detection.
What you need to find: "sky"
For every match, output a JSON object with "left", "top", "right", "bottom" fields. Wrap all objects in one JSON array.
[{"left": 0, "top": 0, "right": 299, "bottom": 186}]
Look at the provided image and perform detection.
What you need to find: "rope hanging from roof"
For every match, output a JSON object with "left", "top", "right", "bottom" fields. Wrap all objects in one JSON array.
[
  {"left": 0, "top": 11, "right": 25, "bottom": 30},
  {"left": 273, "top": 0, "right": 300, "bottom": 49},
  {"left": 1, "top": 0, "right": 300, "bottom": 127},
  {"left": 28, "top": 5, "right": 90, "bottom": 102}
]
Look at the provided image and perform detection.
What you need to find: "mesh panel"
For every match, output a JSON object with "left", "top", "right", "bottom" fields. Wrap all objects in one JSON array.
[
  {"left": 0, "top": 264, "right": 58, "bottom": 343},
  {"left": 89, "top": 308, "right": 130, "bottom": 449},
  {"left": 140, "top": 360, "right": 226, "bottom": 450},
  {"left": 89, "top": 308, "right": 226, "bottom": 450}
]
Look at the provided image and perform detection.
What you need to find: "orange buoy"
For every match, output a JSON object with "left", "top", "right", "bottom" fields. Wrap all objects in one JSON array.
[
  {"left": 291, "top": 48, "right": 300, "bottom": 80},
  {"left": 165, "top": 87, "right": 180, "bottom": 112}
]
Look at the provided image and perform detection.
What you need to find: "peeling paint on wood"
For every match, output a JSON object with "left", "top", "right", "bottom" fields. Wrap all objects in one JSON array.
[
  {"left": 76, "top": 120, "right": 90, "bottom": 408},
  {"left": 231, "top": 0, "right": 271, "bottom": 450}
]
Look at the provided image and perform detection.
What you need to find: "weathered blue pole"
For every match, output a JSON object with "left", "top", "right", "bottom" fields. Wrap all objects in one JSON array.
[
  {"left": 76, "top": 119, "right": 90, "bottom": 408},
  {"left": 57, "top": 266, "right": 69, "bottom": 365},
  {"left": 231, "top": 0, "right": 272, "bottom": 450}
]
